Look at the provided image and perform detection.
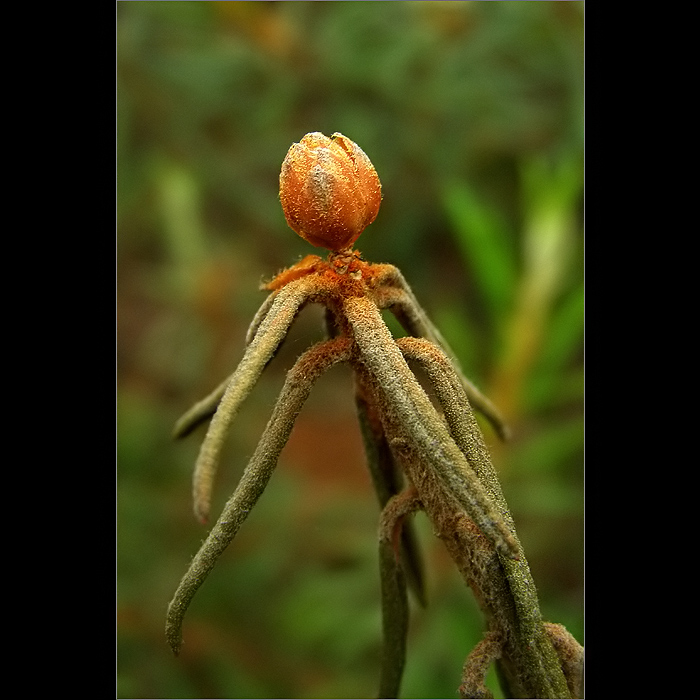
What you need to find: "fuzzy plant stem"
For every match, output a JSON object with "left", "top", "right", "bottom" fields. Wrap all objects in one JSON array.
[
  {"left": 370, "top": 265, "right": 509, "bottom": 441},
  {"left": 343, "top": 294, "right": 518, "bottom": 561},
  {"left": 395, "top": 336, "right": 576, "bottom": 698},
  {"left": 376, "top": 487, "right": 422, "bottom": 699},
  {"left": 170, "top": 291, "right": 284, "bottom": 441},
  {"left": 166, "top": 337, "right": 352, "bottom": 655},
  {"left": 355, "top": 391, "right": 426, "bottom": 607},
  {"left": 182, "top": 276, "right": 316, "bottom": 523}
]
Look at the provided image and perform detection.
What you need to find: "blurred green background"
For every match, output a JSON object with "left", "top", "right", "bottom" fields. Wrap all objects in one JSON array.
[{"left": 117, "top": 2, "right": 584, "bottom": 698}]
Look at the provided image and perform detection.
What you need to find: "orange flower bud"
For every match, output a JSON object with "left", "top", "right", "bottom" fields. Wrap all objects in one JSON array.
[{"left": 279, "top": 132, "right": 382, "bottom": 252}]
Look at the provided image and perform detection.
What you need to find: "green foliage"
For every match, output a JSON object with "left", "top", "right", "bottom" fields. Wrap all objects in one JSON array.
[
  {"left": 442, "top": 179, "right": 518, "bottom": 338},
  {"left": 117, "top": 2, "right": 583, "bottom": 698}
]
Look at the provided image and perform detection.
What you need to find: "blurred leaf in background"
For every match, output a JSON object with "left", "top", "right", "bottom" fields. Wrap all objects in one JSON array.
[{"left": 117, "top": 2, "right": 583, "bottom": 698}]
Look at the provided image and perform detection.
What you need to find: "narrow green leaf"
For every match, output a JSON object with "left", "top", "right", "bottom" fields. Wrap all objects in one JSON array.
[
  {"left": 442, "top": 181, "right": 517, "bottom": 325},
  {"left": 524, "top": 281, "right": 584, "bottom": 410}
]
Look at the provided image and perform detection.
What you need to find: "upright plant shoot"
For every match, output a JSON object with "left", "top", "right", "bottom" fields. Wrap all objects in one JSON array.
[{"left": 166, "top": 132, "right": 583, "bottom": 699}]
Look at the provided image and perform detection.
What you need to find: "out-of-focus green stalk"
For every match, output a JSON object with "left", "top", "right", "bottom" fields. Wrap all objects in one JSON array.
[
  {"left": 153, "top": 159, "right": 209, "bottom": 301},
  {"left": 489, "top": 153, "right": 582, "bottom": 426}
]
